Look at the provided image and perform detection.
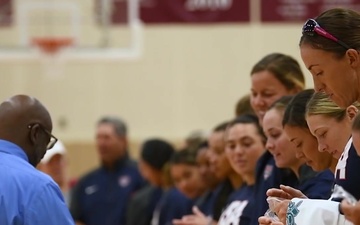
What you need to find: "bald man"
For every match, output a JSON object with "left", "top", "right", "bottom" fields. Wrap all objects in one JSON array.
[{"left": 0, "top": 95, "right": 74, "bottom": 225}]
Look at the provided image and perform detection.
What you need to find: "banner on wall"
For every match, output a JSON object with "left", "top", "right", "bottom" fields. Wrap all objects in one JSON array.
[
  {"left": 141, "top": 0, "right": 250, "bottom": 23},
  {"left": 261, "top": 0, "right": 360, "bottom": 22},
  {"left": 0, "top": 0, "right": 12, "bottom": 26},
  {"left": 99, "top": 0, "right": 250, "bottom": 24}
]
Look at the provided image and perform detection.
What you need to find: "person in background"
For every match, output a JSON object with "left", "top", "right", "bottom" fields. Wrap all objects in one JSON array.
[
  {"left": 127, "top": 138, "right": 175, "bottom": 225},
  {"left": 173, "top": 122, "right": 243, "bottom": 225},
  {"left": 70, "top": 116, "right": 145, "bottom": 225},
  {"left": 263, "top": 95, "right": 333, "bottom": 199},
  {"left": 172, "top": 142, "right": 223, "bottom": 225},
  {"left": 37, "top": 140, "right": 71, "bottom": 205},
  {"left": 151, "top": 148, "right": 198, "bottom": 225},
  {"left": 184, "top": 130, "right": 208, "bottom": 152},
  {"left": 196, "top": 142, "right": 220, "bottom": 193},
  {"left": 0, "top": 95, "right": 74, "bottom": 225},
  {"left": 169, "top": 149, "right": 207, "bottom": 207},
  {"left": 249, "top": 52, "right": 305, "bottom": 225},
  {"left": 218, "top": 114, "right": 266, "bottom": 225},
  {"left": 194, "top": 141, "right": 222, "bottom": 216},
  {"left": 235, "top": 94, "right": 255, "bottom": 117},
  {"left": 208, "top": 122, "right": 242, "bottom": 221}
]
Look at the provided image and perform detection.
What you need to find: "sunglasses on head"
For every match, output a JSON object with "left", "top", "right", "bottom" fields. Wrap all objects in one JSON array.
[{"left": 302, "top": 18, "right": 351, "bottom": 50}]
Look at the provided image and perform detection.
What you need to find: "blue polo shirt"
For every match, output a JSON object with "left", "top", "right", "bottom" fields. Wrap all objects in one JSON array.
[
  {"left": 0, "top": 140, "right": 74, "bottom": 225},
  {"left": 70, "top": 156, "right": 145, "bottom": 225}
]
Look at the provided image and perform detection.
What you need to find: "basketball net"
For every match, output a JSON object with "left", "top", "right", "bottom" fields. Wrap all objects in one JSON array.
[{"left": 32, "top": 37, "right": 73, "bottom": 77}]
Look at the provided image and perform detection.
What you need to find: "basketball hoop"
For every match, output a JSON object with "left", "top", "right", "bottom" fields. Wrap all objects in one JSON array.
[
  {"left": 31, "top": 37, "right": 73, "bottom": 78},
  {"left": 32, "top": 37, "right": 73, "bottom": 55}
]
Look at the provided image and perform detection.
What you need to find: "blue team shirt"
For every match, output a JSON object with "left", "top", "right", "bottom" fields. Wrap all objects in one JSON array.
[
  {"left": 335, "top": 138, "right": 360, "bottom": 200},
  {"left": 195, "top": 189, "right": 217, "bottom": 216},
  {"left": 251, "top": 151, "right": 298, "bottom": 225},
  {"left": 212, "top": 179, "right": 235, "bottom": 221},
  {"left": 0, "top": 140, "right": 74, "bottom": 225},
  {"left": 219, "top": 184, "right": 254, "bottom": 225},
  {"left": 70, "top": 156, "right": 145, "bottom": 225},
  {"left": 297, "top": 165, "right": 333, "bottom": 199},
  {"left": 151, "top": 188, "right": 193, "bottom": 225},
  {"left": 126, "top": 185, "right": 163, "bottom": 225}
]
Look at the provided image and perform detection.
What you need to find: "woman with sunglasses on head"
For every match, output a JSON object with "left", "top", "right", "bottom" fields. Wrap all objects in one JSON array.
[
  {"left": 298, "top": 8, "right": 360, "bottom": 225},
  {"left": 249, "top": 53, "right": 305, "bottom": 225},
  {"left": 300, "top": 8, "right": 360, "bottom": 109},
  {"left": 259, "top": 8, "right": 360, "bottom": 225}
]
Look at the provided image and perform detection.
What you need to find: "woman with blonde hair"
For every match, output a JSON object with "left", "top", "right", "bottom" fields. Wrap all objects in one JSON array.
[
  {"left": 262, "top": 93, "right": 333, "bottom": 199},
  {"left": 306, "top": 92, "right": 360, "bottom": 200},
  {"left": 260, "top": 91, "right": 360, "bottom": 225}
]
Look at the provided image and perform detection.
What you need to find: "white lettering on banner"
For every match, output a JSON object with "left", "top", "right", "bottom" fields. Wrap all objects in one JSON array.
[
  {"left": 277, "top": 5, "right": 307, "bottom": 18},
  {"left": 185, "top": 0, "right": 233, "bottom": 11},
  {"left": 280, "top": 0, "right": 318, "bottom": 3},
  {"left": 218, "top": 200, "right": 248, "bottom": 225}
]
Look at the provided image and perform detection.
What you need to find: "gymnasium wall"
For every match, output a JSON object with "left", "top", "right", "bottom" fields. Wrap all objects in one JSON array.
[{"left": 0, "top": 24, "right": 314, "bottom": 178}]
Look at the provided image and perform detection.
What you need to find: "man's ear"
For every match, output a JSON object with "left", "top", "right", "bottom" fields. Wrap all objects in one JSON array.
[{"left": 29, "top": 124, "right": 40, "bottom": 145}]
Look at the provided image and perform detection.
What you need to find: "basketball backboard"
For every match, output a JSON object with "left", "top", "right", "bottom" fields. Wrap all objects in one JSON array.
[{"left": 0, "top": 0, "right": 142, "bottom": 61}]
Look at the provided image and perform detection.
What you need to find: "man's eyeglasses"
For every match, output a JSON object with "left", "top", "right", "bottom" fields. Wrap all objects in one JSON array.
[
  {"left": 28, "top": 124, "right": 58, "bottom": 150},
  {"left": 302, "top": 18, "right": 351, "bottom": 50}
]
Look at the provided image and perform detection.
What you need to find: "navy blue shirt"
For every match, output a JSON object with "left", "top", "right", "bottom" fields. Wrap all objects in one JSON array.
[
  {"left": 151, "top": 188, "right": 193, "bottom": 225},
  {"left": 70, "top": 157, "right": 145, "bottom": 225},
  {"left": 219, "top": 185, "right": 254, "bottom": 225},
  {"left": 212, "top": 179, "right": 235, "bottom": 221},
  {"left": 297, "top": 165, "right": 333, "bottom": 199},
  {"left": 195, "top": 189, "right": 218, "bottom": 216},
  {"left": 126, "top": 185, "right": 162, "bottom": 225},
  {"left": 335, "top": 138, "right": 360, "bottom": 200},
  {"left": 0, "top": 140, "right": 74, "bottom": 225},
  {"left": 251, "top": 151, "right": 298, "bottom": 225}
]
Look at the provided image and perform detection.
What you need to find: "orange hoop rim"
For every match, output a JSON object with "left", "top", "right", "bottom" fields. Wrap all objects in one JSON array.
[{"left": 31, "top": 37, "right": 74, "bottom": 55}]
